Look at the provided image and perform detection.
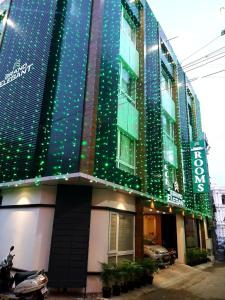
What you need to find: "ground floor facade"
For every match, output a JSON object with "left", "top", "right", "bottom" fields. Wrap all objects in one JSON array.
[{"left": 0, "top": 177, "right": 213, "bottom": 293}]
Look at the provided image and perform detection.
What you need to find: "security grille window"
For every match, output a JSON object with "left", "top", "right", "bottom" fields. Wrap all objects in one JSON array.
[
  {"left": 121, "top": 6, "right": 136, "bottom": 47},
  {"left": 117, "top": 130, "right": 136, "bottom": 175},
  {"left": 161, "top": 67, "right": 173, "bottom": 98},
  {"left": 222, "top": 195, "right": 225, "bottom": 205},
  {"left": 119, "top": 63, "right": 136, "bottom": 106},
  {"left": 109, "top": 212, "right": 134, "bottom": 263}
]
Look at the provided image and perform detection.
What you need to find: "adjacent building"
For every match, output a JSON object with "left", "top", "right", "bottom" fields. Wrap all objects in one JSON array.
[
  {"left": 212, "top": 186, "right": 225, "bottom": 245},
  {"left": 0, "top": 0, "right": 212, "bottom": 294}
]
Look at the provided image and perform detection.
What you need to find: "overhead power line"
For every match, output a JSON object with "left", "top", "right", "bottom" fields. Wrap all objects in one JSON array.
[
  {"left": 181, "top": 35, "right": 221, "bottom": 63},
  {"left": 185, "top": 53, "right": 225, "bottom": 72},
  {"left": 182, "top": 46, "right": 225, "bottom": 68}
]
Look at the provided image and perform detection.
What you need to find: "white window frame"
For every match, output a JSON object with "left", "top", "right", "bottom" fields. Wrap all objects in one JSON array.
[
  {"left": 121, "top": 6, "right": 136, "bottom": 48},
  {"left": 108, "top": 212, "right": 135, "bottom": 264},
  {"left": 162, "top": 113, "right": 175, "bottom": 142},
  {"left": 161, "top": 67, "right": 173, "bottom": 98},
  {"left": 116, "top": 129, "right": 136, "bottom": 175},
  {"left": 119, "top": 62, "right": 137, "bottom": 107}
]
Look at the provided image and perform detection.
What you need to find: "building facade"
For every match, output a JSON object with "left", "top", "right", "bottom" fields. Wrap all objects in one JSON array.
[
  {"left": 0, "top": 0, "right": 212, "bottom": 293},
  {"left": 212, "top": 187, "right": 225, "bottom": 245}
]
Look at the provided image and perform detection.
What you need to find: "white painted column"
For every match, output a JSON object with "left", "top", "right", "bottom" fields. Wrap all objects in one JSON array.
[{"left": 176, "top": 214, "right": 186, "bottom": 264}]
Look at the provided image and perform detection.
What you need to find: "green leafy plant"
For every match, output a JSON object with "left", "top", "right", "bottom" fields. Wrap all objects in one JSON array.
[
  {"left": 100, "top": 262, "right": 113, "bottom": 288},
  {"left": 186, "top": 248, "right": 208, "bottom": 266},
  {"left": 140, "top": 257, "right": 158, "bottom": 275}
]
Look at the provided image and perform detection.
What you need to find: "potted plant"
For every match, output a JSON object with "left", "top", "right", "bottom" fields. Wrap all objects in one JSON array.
[
  {"left": 140, "top": 258, "right": 158, "bottom": 285},
  {"left": 111, "top": 264, "right": 121, "bottom": 296},
  {"left": 101, "top": 263, "right": 113, "bottom": 298},
  {"left": 119, "top": 260, "right": 135, "bottom": 291},
  {"left": 118, "top": 263, "right": 129, "bottom": 293}
]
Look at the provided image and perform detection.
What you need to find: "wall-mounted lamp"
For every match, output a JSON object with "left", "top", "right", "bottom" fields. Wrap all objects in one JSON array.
[
  {"left": 150, "top": 199, "right": 155, "bottom": 209},
  {"left": 168, "top": 206, "right": 173, "bottom": 213}
]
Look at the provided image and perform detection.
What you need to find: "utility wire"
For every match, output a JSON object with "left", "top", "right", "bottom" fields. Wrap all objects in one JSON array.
[
  {"left": 181, "top": 35, "right": 221, "bottom": 63},
  {"left": 185, "top": 53, "right": 225, "bottom": 72},
  {"left": 183, "top": 46, "right": 225, "bottom": 68}
]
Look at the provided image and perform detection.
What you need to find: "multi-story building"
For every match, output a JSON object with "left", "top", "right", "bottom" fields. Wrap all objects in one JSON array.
[
  {"left": 0, "top": 0, "right": 212, "bottom": 293},
  {"left": 212, "top": 186, "right": 225, "bottom": 245}
]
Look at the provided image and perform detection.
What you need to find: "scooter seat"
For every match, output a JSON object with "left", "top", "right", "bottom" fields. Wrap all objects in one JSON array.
[{"left": 14, "top": 271, "right": 37, "bottom": 286}]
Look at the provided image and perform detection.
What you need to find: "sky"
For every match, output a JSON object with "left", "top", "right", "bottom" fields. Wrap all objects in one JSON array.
[{"left": 147, "top": 0, "right": 225, "bottom": 187}]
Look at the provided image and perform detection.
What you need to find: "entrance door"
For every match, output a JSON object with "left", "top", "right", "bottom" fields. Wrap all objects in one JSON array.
[{"left": 161, "top": 214, "right": 177, "bottom": 252}]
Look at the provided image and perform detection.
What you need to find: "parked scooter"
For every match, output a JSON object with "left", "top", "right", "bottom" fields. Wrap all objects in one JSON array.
[{"left": 0, "top": 246, "right": 48, "bottom": 299}]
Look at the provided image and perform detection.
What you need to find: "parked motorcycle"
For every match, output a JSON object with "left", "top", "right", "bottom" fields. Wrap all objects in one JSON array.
[{"left": 0, "top": 246, "right": 48, "bottom": 299}]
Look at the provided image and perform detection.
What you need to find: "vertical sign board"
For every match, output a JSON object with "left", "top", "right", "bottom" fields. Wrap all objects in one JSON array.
[{"left": 191, "top": 140, "right": 209, "bottom": 193}]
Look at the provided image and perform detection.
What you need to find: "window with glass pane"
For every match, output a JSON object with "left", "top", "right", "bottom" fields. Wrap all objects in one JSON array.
[
  {"left": 162, "top": 114, "right": 174, "bottom": 141},
  {"left": 161, "top": 68, "right": 173, "bottom": 97},
  {"left": 120, "top": 132, "right": 135, "bottom": 166},
  {"left": 109, "top": 213, "right": 117, "bottom": 251},
  {"left": 108, "top": 212, "right": 134, "bottom": 263},
  {"left": 122, "top": 8, "right": 136, "bottom": 46},
  {"left": 120, "top": 65, "right": 136, "bottom": 104},
  {"left": 118, "top": 214, "right": 134, "bottom": 251}
]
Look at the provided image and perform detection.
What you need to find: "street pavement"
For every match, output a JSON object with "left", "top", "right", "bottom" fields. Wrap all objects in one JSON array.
[
  {"left": 123, "top": 261, "right": 225, "bottom": 300},
  {"left": 47, "top": 261, "right": 225, "bottom": 300}
]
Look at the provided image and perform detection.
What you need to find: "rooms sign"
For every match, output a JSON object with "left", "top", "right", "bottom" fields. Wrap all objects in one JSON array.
[{"left": 191, "top": 140, "right": 209, "bottom": 193}]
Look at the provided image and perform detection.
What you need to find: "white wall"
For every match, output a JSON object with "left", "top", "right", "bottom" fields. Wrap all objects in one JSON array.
[
  {"left": 0, "top": 186, "right": 56, "bottom": 271},
  {"left": 212, "top": 187, "right": 225, "bottom": 243},
  {"left": 92, "top": 188, "right": 135, "bottom": 212},
  {"left": 176, "top": 214, "right": 186, "bottom": 264},
  {"left": 86, "top": 189, "right": 135, "bottom": 293}
]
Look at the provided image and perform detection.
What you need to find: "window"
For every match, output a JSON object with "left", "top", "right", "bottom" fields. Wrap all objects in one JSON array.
[
  {"left": 161, "top": 67, "right": 173, "bottom": 97},
  {"left": 121, "top": 7, "right": 136, "bottom": 46},
  {"left": 222, "top": 195, "right": 225, "bottom": 205},
  {"left": 117, "top": 130, "right": 135, "bottom": 174},
  {"left": 109, "top": 212, "right": 134, "bottom": 264},
  {"left": 164, "top": 163, "right": 177, "bottom": 190},
  {"left": 161, "top": 41, "right": 173, "bottom": 64},
  {"left": 162, "top": 113, "right": 175, "bottom": 141},
  {"left": 120, "top": 64, "right": 136, "bottom": 105},
  {"left": 0, "top": 0, "right": 11, "bottom": 46}
]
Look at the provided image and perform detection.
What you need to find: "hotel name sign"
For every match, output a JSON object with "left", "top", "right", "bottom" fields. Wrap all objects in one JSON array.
[
  {"left": 191, "top": 140, "right": 209, "bottom": 193},
  {"left": 0, "top": 59, "right": 33, "bottom": 88}
]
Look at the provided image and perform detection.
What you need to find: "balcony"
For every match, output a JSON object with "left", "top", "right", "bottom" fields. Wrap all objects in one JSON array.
[
  {"left": 161, "top": 90, "right": 176, "bottom": 121},
  {"left": 163, "top": 133, "right": 178, "bottom": 168},
  {"left": 161, "top": 53, "right": 174, "bottom": 77},
  {"left": 117, "top": 91, "right": 139, "bottom": 140},
  {"left": 119, "top": 30, "right": 139, "bottom": 77}
]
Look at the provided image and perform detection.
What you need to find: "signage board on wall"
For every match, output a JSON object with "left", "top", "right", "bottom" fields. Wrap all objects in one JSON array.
[
  {"left": 191, "top": 140, "right": 209, "bottom": 193},
  {"left": 167, "top": 190, "right": 184, "bottom": 207}
]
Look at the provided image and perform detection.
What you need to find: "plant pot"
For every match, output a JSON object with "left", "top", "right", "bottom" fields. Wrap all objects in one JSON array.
[
  {"left": 112, "top": 284, "right": 121, "bottom": 296},
  {"left": 102, "top": 286, "right": 112, "bottom": 298},
  {"left": 135, "top": 280, "right": 141, "bottom": 288},
  {"left": 148, "top": 275, "right": 154, "bottom": 285},
  {"left": 121, "top": 283, "right": 128, "bottom": 293},
  {"left": 142, "top": 273, "right": 149, "bottom": 285},
  {"left": 127, "top": 280, "right": 135, "bottom": 290}
]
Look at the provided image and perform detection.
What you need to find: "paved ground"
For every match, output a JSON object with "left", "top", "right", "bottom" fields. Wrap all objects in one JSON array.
[
  {"left": 131, "top": 262, "right": 225, "bottom": 300},
  {"left": 1, "top": 261, "right": 224, "bottom": 300}
]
